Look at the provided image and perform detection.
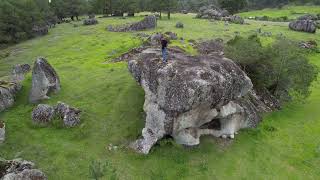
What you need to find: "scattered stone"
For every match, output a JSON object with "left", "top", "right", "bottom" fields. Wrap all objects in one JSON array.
[
  {"left": 0, "top": 158, "right": 47, "bottom": 180},
  {"left": 228, "top": 15, "right": 245, "bottom": 24},
  {"left": 164, "top": 32, "right": 178, "bottom": 40},
  {"left": 11, "top": 64, "right": 31, "bottom": 82},
  {"left": 289, "top": 20, "right": 317, "bottom": 33},
  {"left": 32, "top": 25, "right": 49, "bottom": 37},
  {"left": 29, "top": 57, "right": 61, "bottom": 103},
  {"left": 0, "top": 121, "right": 5, "bottom": 143},
  {"left": 299, "top": 40, "right": 318, "bottom": 49},
  {"left": 196, "top": 38, "right": 224, "bottom": 56},
  {"left": 83, "top": 18, "right": 98, "bottom": 25},
  {"left": 297, "top": 14, "right": 318, "bottom": 21},
  {"left": 128, "top": 47, "right": 273, "bottom": 154},
  {"left": 32, "top": 104, "right": 55, "bottom": 125},
  {"left": 176, "top": 22, "right": 184, "bottom": 28},
  {"left": 0, "top": 81, "right": 21, "bottom": 112},
  {"left": 108, "top": 15, "right": 157, "bottom": 32},
  {"left": 55, "top": 102, "right": 81, "bottom": 128}
]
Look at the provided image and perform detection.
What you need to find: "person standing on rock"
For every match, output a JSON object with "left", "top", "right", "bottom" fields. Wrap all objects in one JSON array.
[{"left": 161, "top": 37, "right": 168, "bottom": 63}]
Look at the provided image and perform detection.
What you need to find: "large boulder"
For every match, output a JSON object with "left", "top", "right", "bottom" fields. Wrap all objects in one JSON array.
[
  {"left": 0, "top": 158, "right": 47, "bottom": 180},
  {"left": 108, "top": 15, "right": 157, "bottom": 32},
  {"left": 29, "top": 58, "right": 60, "bottom": 103},
  {"left": 289, "top": 20, "right": 317, "bottom": 33},
  {"left": 128, "top": 48, "right": 271, "bottom": 154}
]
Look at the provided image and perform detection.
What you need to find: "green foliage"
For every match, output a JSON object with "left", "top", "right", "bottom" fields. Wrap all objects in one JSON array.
[
  {"left": 89, "top": 159, "right": 117, "bottom": 180},
  {"left": 225, "top": 35, "right": 319, "bottom": 102},
  {"left": 219, "top": 0, "right": 247, "bottom": 14}
]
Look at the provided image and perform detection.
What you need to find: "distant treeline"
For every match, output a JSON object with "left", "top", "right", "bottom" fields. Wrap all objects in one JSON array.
[{"left": 1, "top": 0, "right": 320, "bottom": 47}]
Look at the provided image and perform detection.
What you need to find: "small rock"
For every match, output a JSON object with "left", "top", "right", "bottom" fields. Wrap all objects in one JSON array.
[
  {"left": 83, "top": 18, "right": 98, "bottom": 25},
  {"left": 32, "top": 104, "right": 55, "bottom": 124},
  {"left": 176, "top": 22, "right": 184, "bottom": 28},
  {"left": 12, "top": 64, "right": 31, "bottom": 82},
  {"left": 55, "top": 102, "right": 81, "bottom": 127},
  {"left": 0, "top": 121, "right": 5, "bottom": 143}
]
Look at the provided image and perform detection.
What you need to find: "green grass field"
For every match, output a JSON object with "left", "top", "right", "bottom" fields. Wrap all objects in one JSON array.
[
  {"left": 238, "top": 5, "right": 320, "bottom": 19},
  {"left": 0, "top": 12, "right": 319, "bottom": 179}
]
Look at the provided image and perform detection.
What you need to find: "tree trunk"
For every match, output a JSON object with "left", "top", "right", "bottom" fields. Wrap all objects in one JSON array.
[
  {"left": 167, "top": 11, "right": 171, "bottom": 19},
  {"left": 128, "top": 12, "right": 135, "bottom": 17},
  {"left": 160, "top": 11, "right": 162, "bottom": 19}
]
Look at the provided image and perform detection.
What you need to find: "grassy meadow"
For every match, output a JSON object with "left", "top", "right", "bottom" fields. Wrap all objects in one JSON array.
[
  {"left": 0, "top": 12, "right": 320, "bottom": 179},
  {"left": 238, "top": 5, "right": 320, "bottom": 19}
]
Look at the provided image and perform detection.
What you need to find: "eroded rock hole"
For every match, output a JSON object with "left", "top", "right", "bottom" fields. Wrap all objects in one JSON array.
[{"left": 200, "top": 118, "right": 221, "bottom": 130}]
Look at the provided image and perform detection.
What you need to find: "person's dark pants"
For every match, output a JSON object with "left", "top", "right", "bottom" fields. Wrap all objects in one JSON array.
[{"left": 162, "top": 48, "right": 167, "bottom": 63}]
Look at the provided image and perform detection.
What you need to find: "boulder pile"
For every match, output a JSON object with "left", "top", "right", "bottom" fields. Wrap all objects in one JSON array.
[
  {"left": 29, "top": 57, "right": 60, "bottom": 103},
  {"left": 32, "top": 102, "right": 81, "bottom": 127},
  {"left": 107, "top": 15, "right": 157, "bottom": 32},
  {"left": 196, "top": 5, "right": 244, "bottom": 24},
  {"left": 0, "top": 158, "right": 47, "bottom": 180},
  {"left": 128, "top": 47, "right": 276, "bottom": 154}
]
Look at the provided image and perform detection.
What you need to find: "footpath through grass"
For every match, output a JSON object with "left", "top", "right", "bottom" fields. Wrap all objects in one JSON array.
[{"left": 0, "top": 13, "right": 319, "bottom": 179}]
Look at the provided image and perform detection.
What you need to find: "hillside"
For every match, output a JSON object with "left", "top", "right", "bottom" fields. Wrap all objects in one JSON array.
[{"left": 0, "top": 13, "right": 319, "bottom": 179}]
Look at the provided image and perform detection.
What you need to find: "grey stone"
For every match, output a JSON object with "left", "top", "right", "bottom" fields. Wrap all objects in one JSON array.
[
  {"left": 128, "top": 47, "right": 271, "bottom": 154},
  {"left": 0, "top": 121, "right": 5, "bottom": 143},
  {"left": 289, "top": 20, "right": 317, "bottom": 33},
  {"left": 0, "top": 81, "right": 20, "bottom": 112},
  {"left": 12, "top": 64, "right": 31, "bottom": 82},
  {"left": 83, "top": 18, "right": 98, "bottom": 25},
  {"left": 55, "top": 102, "right": 81, "bottom": 127},
  {"left": 0, "top": 159, "right": 47, "bottom": 180},
  {"left": 29, "top": 57, "right": 60, "bottom": 103},
  {"left": 176, "top": 22, "right": 184, "bottom": 28},
  {"left": 31, "top": 104, "right": 55, "bottom": 124},
  {"left": 108, "top": 15, "right": 157, "bottom": 32}
]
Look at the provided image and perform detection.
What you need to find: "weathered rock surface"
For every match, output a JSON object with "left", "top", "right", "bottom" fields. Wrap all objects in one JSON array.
[
  {"left": 29, "top": 57, "right": 60, "bottom": 103},
  {"left": 83, "top": 18, "right": 98, "bottom": 25},
  {"left": 12, "top": 64, "right": 31, "bottom": 82},
  {"left": 0, "top": 158, "right": 47, "bottom": 180},
  {"left": 108, "top": 15, "right": 157, "bottom": 32},
  {"left": 176, "top": 22, "right": 184, "bottom": 28},
  {"left": 196, "top": 38, "right": 224, "bottom": 56},
  {"left": 289, "top": 20, "right": 317, "bottom": 33},
  {"left": 128, "top": 48, "right": 271, "bottom": 154},
  {"left": 31, "top": 104, "right": 55, "bottom": 124},
  {"left": 0, "top": 121, "right": 5, "bottom": 143},
  {"left": 0, "top": 81, "right": 21, "bottom": 112},
  {"left": 55, "top": 102, "right": 81, "bottom": 127}
]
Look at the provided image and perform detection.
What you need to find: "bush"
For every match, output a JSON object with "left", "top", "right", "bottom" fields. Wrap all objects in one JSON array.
[{"left": 225, "top": 35, "right": 318, "bottom": 103}]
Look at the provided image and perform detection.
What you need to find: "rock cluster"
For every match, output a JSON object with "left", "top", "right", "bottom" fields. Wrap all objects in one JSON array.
[
  {"left": 0, "top": 158, "right": 47, "bottom": 180},
  {"left": 83, "top": 18, "right": 98, "bottom": 26},
  {"left": 31, "top": 102, "right": 81, "bottom": 127},
  {"left": 108, "top": 15, "right": 157, "bottom": 32},
  {"left": 0, "top": 63, "right": 30, "bottom": 113},
  {"left": 299, "top": 40, "right": 318, "bottom": 49},
  {"left": 289, "top": 20, "right": 317, "bottom": 33},
  {"left": 128, "top": 47, "right": 274, "bottom": 154},
  {"left": 29, "top": 57, "right": 60, "bottom": 103},
  {"left": 196, "top": 6, "right": 244, "bottom": 24}
]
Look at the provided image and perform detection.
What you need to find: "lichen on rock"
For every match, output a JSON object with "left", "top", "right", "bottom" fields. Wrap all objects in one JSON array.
[{"left": 128, "top": 47, "right": 274, "bottom": 154}]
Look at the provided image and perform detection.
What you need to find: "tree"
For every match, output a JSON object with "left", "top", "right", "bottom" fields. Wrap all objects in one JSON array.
[{"left": 219, "top": 0, "right": 247, "bottom": 14}]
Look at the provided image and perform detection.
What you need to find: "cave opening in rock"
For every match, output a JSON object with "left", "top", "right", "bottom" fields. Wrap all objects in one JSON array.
[{"left": 200, "top": 118, "right": 221, "bottom": 130}]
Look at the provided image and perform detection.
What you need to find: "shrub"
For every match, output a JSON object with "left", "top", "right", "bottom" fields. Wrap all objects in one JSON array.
[{"left": 225, "top": 35, "right": 318, "bottom": 103}]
